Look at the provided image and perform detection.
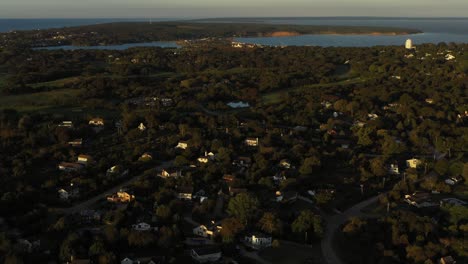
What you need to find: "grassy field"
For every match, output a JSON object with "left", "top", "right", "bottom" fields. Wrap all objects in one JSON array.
[
  {"left": 30, "top": 76, "right": 83, "bottom": 89},
  {"left": 0, "top": 88, "right": 81, "bottom": 112},
  {"left": 262, "top": 77, "right": 365, "bottom": 105}
]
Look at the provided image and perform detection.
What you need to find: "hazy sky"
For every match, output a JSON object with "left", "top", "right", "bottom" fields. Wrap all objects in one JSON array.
[{"left": 1, "top": 0, "right": 468, "bottom": 18}]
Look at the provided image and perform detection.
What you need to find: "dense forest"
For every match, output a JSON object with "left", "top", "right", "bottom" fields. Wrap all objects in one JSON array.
[{"left": 0, "top": 39, "right": 466, "bottom": 264}]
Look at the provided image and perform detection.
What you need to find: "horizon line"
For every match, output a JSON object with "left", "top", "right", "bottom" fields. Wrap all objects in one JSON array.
[{"left": 2, "top": 16, "right": 468, "bottom": 20}]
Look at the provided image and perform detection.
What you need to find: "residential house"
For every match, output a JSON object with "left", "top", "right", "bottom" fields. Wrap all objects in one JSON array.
[
  {"left": 68, "top": 138, "right": 83, "bottom": 147},
  {"left": 244, "top": 232, "right": 272, "bottom": 249},
  {"left": 107, "top": 191, "right": 135, "bottom": 203},
  {"left": 160, "top": 98, "right": 173, "bottom": 107},
  {"left": 425, "top": 98, "right": 435, "bottom": 104},
  {"left": 404, "top": 192, "right": 438, "bottom": 208},
  {"left": 177, "top": 186, "right": 193, "bottom": 200},
  {"left": 272, "top": 173, "right": 286, "bottom": 185},
  {"left": 58, "top": 188, "right": 80, "bottom": 201},
  {"left": 279, "top": 159, "right": 291, "bottom": 169},
  {"left": 222, "top": 174, "right": 236, "bottom": 184},
  {"left": 198, "top": 156, "right": 209, "bottom": 164},
  {"left": 139, "top": 153, "right": 153, "bottom": 161},
  {"left": 245, "top": 137, "right": 259, "bottom": 147},
  {"left": 176, "top": 141, "right": 188, "bottom": 150},
  {"left": 58, "top": 162, "right": 83, "bottom": 172},
  {"left": 138, "top": 123, "right": 147, "bottom": 131},
  {"left": 160, "top": 168, "right": 182, "bottom": 178},
  {"left": 77, "top": 154, "right": 92, "bottom": 165},
  {"left": 58, "top": 121, "right": 73, "bottom": 128},
  {"left": 445, "top": 54, "right": 456, "bottom": 61},
  {"left": 368, "top": 113, "right": 379, "bottom": 120},
  {"left": 193, "top": 223, "right": 222, "bottom": 239},
  {"left": 190, "top": 247, "right": 222, "bottom": 263},
  {"left": 388, "top": 163, "right": 400, "bottom": 175},
  {"left": 132, "top": 222, "right": 153, "bottom": 231},
  {"left": 275, "top": 191, "right": 298, "bottom": 203},
  {"left": 439, "top": 256, "right": 456, "bottom": 264},
  {"left": 89, "top": 118, "right": 105, "bottom": 132},
  {"left": 121, "top": 258, "right": 134, "bottom": 264},
  {"left": 89, "top": 118, "right": 105, "bottom": 126},
  {"left": 445, "top": 176, "right": 463, "bottom": 186},
  {"left": 107, "top": 165, "right": 120, "bottom": 175},
  {"left": 406, "top": 158, "right": 422, "bottom": 169}
]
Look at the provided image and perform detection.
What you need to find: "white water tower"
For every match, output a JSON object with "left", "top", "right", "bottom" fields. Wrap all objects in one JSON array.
[{"left": 405, "top": 39, "right": 413, "bottom": 49}]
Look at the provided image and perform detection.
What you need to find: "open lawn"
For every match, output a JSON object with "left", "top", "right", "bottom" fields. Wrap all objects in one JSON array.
[
  {"left": 262, "top": 77, "right": 365, "bottom": 105},
  {"left": 30, "top": 76, "right": 83, "bottom": 89},
  {"left": 260, "top": 241, "right": 324, "bottom": 264},
  {"left": 0, "top": 88, "right": 81, "bottom": 112}
]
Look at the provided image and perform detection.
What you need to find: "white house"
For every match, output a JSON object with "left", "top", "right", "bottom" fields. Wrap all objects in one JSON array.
[
  {"left": 89, "top": 118, "right": 105, "bottom": 126},
  {"left": 198, "top": 156, "right": 209, "bottom": 164},
  {"left": 406, "top": 158, "right": 422, "bottom": 169},
  {"left": 139, "top": 153, "right": 153, "bottom": 161},
  {"left": 132, "top": 222, "right": 153, "bottom": 231},
  {"left": 121, "top": 258, "right": 134, "bottom": 264},
  {"left": 193, "top": 224, "right": 222, "bottom": 239},
  {"left": 245, "top": 137, "right": 259, "bottom": 147},
  {"left": 58, "top": 121, "right": 73, "bottom": 128},
  {"left": 388, "top": 164, "right": 400, "bottom": 175},
  {"left": 58, "top": 162, "right": 83, "bottom": 172},
  {"left": 445, "top": 176, "right": 463, "bottom": 186},
  {"left": 138, "top": 123, "right": 146, "bottom": 131},
  {"left": 107, "top": 165, "right": 119, "bottom": 174},
  {"left": 177, "top": 186, "right": 193, "bottom": 200},
  {"left": 445, "top": 54, "right": 456, "bottom": 61},
  {"left": 160, "top": 169, "right": 182, "bottom": 178},
  {"left": 279, "top": 159, "right": 291, "bottom": 169},
  {"left": 190, "top": 247, "right": 222, "bottom": 263},
  {"left": 58, "top": 188, "right": 79, "bottom": 200},
  {"left": 176, "top": 141, "right": 188, "bottom": 150},
  {"left": 244, "top": 232, "right": 272, "bottom": 249},
  {"left": 77, "top": 154, "right": 92, "bottom": 165}
]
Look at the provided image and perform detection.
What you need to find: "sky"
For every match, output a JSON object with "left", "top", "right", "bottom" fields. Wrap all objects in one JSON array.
[{"left": 1, "top": 0, "right": 468, "bottom": 18}]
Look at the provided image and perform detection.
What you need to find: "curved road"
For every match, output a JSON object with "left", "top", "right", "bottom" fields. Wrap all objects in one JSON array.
[
  {"left": 57, "top": 160, "right": 173, "bottom": 215},
  {"left": 321, "top": 195, "right": 380, "bottom": 264}
]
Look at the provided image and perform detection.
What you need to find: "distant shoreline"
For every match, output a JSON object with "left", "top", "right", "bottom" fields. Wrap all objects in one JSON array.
[{"left": 0, "top": 21, "right": 422, "bottom": 48}]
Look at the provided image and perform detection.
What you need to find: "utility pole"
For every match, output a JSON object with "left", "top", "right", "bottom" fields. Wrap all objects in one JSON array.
[{"left": 360, "top": 184, "right": 364, "bottom": 196}]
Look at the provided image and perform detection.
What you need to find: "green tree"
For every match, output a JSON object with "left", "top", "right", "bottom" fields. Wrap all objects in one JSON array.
[
  {"left": 220, "top": 217, "right": 245, "bottom": 243},
  {"left": 292, "top": 210, "right": 323, "bottom": 242},
  {"left": 258, "top": 212, "right": 282, "bottom": 235},
  {"left": 299, "top": 156, "right": 321, "bottom": 175},
  {"left": 227, "top": 193, "right": 259, "bottom": 225}
]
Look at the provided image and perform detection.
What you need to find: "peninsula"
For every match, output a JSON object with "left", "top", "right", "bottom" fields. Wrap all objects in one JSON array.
[{"left": 0, "top": 21, "right": 422, "bottom": 48}]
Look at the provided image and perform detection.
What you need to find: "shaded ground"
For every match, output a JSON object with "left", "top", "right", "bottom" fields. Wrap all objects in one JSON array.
[
  {"left": 260, "top": 241, "right": 324, "bottom": 264},
  {"left": 262, "top": 77, "right": 365, "bottom": 105},
  {"left": 0, "top": 88, "right": 81, "bottom": 111}
]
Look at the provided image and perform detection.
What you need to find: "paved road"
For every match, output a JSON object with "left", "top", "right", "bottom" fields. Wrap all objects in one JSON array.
[
  {"left": 320, "top": 195, "right": 380, "bottom": 264},
  {"left": 57, "top": 160, "right": 173, "bottom": 215},
  {"left": 239, "top": 247, "right": 272, "bottom": 264}
]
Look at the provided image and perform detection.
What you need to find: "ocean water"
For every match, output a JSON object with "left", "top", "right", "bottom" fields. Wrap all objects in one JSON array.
[
  {"left": 235, "top": 18, "right": 468, "bottom": 47},
  {"left": 0, "top": 18, "right": 176, "bottom": 33},
  {"left": 1, "top": 18, "right": 468, "bottom": 48}
]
